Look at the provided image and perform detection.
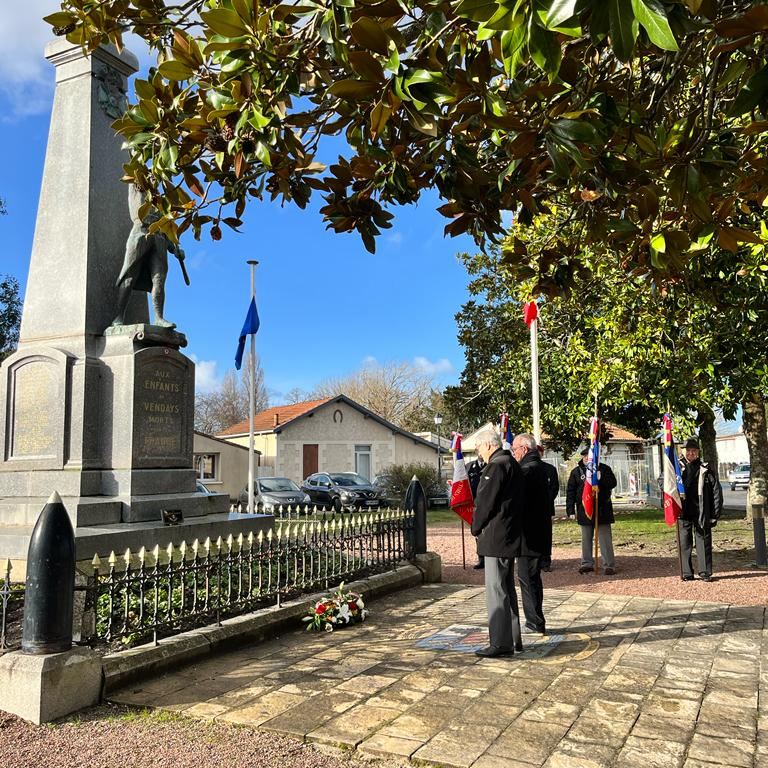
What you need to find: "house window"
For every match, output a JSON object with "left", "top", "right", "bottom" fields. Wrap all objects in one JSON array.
[
  {"left": 195, "top": 453, "right": 219, "bottom": 481},
  {"left": 355, "top": 445, "right": 372, "bottom": 480}
]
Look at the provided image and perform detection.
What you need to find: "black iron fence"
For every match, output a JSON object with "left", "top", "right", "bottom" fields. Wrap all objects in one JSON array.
[
  {"left": 0, "top": 507, "right": 416, "bottom": 652},
  {"left": 0, "top": 560, "right": 24, "bottom": 651}
]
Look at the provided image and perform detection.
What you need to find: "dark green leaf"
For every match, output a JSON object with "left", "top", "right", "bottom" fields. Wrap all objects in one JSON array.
[
  {"left": 608, "top": 0, "right": 638, "bottom": 61},
  {"left": 728, "top": 65, "right": 768, "bottom": 117}
]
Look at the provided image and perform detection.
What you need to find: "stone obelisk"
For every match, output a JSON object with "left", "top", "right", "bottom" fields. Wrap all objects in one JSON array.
[{"left": 0, "top": 41, "right": 262, "bottom": 565}]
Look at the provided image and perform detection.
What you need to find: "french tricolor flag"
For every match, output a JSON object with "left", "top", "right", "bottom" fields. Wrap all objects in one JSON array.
[
  {"left": 449, "top": 432, "right": 474, "bottom": 525},
  {"left": 662, "top": 413, "right": 685, "bottom": 526},
  {"left": 500, "top": 413, "right": 513, "bottom": 450},
  {"left": 582, "top": 416, "right": 599, "bottom": 521}
]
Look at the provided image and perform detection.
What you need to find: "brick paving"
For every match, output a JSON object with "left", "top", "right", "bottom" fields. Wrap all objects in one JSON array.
[{"left": 110, "top": 584, "right": 768, "bottom": 768}]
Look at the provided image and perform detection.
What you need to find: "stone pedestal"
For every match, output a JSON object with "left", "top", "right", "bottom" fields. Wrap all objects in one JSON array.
[{"left": 0, "top": 647, "right": 102, "bottom": 724}]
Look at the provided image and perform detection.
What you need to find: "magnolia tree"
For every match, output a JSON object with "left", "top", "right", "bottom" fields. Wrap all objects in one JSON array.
[{"left": 46, "top": 1, "right": 768, "bottom": 273}]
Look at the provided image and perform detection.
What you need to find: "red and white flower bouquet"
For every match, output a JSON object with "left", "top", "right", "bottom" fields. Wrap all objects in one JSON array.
[{"left": 303, "top": 582, "right": 368, "bottom": 632}]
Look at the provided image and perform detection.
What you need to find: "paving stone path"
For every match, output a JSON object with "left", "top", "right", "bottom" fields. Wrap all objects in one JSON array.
[{"left": 111, "top": 584, "right": 768, "bottom": 768}]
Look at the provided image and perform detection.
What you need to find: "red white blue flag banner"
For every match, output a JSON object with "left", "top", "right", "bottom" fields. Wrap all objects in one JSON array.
[
  {"left": 662, "top": 413, "right": 685, "bottom": 526},
  {"left": 500, "top": 413, "right": 513, "bottom": 451},
  {"left": 582, "top": 416, "right": 599, "bottom": 521},
  {"left": 449, "top": 432, "right": 474, "bottom": 524}
]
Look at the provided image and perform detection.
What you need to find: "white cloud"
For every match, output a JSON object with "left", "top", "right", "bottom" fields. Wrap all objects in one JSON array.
[
  {"left": 413, "top": 356, "right": 453, "bottom": 377},
  {"left": 189, "top": 356, "right": 222, "bottom": 393},
  {"left": 362, "top": 355, "right": 378, "bottom": 367},
  {"left": 0, "top": 0, "right": 59, "bottom": 117},
  {"left": 386, "top": 231, "right": 404, "bottom": 246},
  {"left": 0, "top": 0, "right": 152, "bottom": 119}
]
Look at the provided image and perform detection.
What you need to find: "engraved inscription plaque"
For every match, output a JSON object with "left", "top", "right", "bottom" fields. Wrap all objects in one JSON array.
[
  {"left": 11, "top": 359, "right": 57, "bottom": 459},
  {"left": 133, "top": 349, "right": 193, "bottom": 468}
]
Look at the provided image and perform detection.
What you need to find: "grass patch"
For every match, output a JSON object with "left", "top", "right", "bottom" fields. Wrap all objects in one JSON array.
[
  {"left": 430, "top": 504, "right": 755, "bottom": 553},
  {"left": 553, "top": 506, "right": 752, "bottom": 551}
]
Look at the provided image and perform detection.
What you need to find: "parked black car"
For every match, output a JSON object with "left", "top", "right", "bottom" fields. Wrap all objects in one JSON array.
[
  {"left": 373, "top": 474, "right": 449, "bottom": 509},
  {"left": 301, "top": 472, "right": 385, "bottom": 512}
]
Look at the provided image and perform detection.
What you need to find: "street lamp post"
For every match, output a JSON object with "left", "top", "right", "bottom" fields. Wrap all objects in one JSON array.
[{"left": 434, "top": 413, "right": 443, "bottom": 483}]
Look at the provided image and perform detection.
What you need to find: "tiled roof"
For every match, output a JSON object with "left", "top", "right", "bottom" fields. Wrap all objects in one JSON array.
[
  {"left": 215, "top": 398, "right": 331, "bottom": 436},
  {"left": 603, "top": 422, "right": 644, "bottom": 442}
]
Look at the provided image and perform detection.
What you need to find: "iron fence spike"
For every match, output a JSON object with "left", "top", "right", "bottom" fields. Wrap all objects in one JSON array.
[
  {"left": 138, "top": 546, "right": 146, "bottom": 563},
  {"left": 108, "top": 551, "right": 117, "bottom": 567},
  {"left": 91, "top": 553, "right": 100, "bottom": 568}
]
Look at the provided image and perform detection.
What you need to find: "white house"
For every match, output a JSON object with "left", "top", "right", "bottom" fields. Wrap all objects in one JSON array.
[
  {"left": 216, "top": 395, "right": 439, "bottom": 484},
  {"left": 192, "top": 431, "right": 260, "bottom": 502}
]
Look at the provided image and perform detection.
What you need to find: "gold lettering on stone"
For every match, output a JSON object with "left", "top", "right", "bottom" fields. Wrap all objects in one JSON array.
[
  {"left": 135, "top": 360, "right": 186, "bottom": 460},
  {"left": 12, "top": 361, "right": 57, "bottom": 457}
]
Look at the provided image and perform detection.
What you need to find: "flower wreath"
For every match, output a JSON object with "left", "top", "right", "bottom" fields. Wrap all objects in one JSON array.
[{"left": 303, "top": 582, "right": 368, "bottom": 632}]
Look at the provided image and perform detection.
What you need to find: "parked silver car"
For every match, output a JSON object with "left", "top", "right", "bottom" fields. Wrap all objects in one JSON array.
[
  {"left": 728, "top": 463, "right": 750, "bottom": 491},
  {"left": 237, "top": 477, "right": 311, "bottom": 512}
]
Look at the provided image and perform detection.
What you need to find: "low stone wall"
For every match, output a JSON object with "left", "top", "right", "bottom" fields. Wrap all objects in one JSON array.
[{"left": 103, "top": 552, "right": 441, "bottom": 693}]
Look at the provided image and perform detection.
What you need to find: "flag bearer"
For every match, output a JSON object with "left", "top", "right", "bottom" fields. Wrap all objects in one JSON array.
[
  {"left": 680, "top": 438, "right": 723, "bottom": 582},
  {"left": 566, "top": 448, "right": 618, "bottom": 575}
]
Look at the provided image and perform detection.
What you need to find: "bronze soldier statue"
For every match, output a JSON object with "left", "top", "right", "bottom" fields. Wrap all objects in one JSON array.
[{"left": 111, "top": 185, "right": 189, "bottom": 329}]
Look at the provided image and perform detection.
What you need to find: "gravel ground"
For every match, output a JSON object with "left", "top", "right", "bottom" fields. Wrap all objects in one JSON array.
[
  {"left": 431, "top": 523, "right": 768, "bottom": 606},
  {"left": 0, "top": 705, "right": 406, "bottom": 768}
]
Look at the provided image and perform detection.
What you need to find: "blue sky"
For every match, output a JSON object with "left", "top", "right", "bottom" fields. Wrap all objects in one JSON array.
[{"left": 0, "top": 1, "right": 474, "bottom": 403}]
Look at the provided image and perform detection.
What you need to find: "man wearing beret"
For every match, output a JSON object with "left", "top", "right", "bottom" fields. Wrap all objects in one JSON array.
[{"left": 680, "top": 437, "right": 723, "bottom": 582}]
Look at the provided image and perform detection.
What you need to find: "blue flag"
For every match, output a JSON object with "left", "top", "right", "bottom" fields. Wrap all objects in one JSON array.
[{"left": 235, "top": 297, "right": 260, "bottom": 370}]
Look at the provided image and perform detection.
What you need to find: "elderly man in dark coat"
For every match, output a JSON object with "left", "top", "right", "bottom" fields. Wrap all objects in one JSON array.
[
  {"left": 471, "top": 429, "right": 525, "bottom": 658},
  {"left": 511, "top": 433, "right": 552, "bottom": 635},
  {"left": 680, "top": 437, "right": 723, "bottom": 581}
]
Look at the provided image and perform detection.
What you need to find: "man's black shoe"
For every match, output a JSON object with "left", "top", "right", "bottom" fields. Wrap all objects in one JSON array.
[
  {"left": 474, "top": 646, "right": 514, "bottom": 658},
  {"left": 541, "top": 565, "right": 552, "bottom": 572},
  {"left": 682, "top": 575, "right": 694, "bottom": 581},
  {"left": 473, "top": 561, "right": 485, "bottom": 570},
  {"left": 521, "top": 624, "right": 545, "bottom": 635},
  {"left": 578, "top": 565, "right": 594, "bottom": 574},
  {"left": 604, "top": 567, "right": 615, "bottom": 576},
  {"left": 515, "top": 644, "right": 524, "bottom": 653},
  {"left": 699, "top": 574, "right": 713, "bottom": 582}
]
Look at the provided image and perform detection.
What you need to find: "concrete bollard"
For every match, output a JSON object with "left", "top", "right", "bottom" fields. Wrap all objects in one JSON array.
[
  {"left": 22, "top": 491, "right": 75, "bottom": 655},
  {"left": 405, "top": 475, "right": 427, "bottom": 555}
]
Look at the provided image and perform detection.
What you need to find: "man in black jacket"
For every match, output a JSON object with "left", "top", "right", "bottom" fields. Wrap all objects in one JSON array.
[
  {"left": 511, "top": 433, "right": 551, "bottom": 635},
  {"left": 467, "top": 455, "right": 486, "bottom": 570},
  {"left": 566, "top": 448, "right": 618, "bottom": 575},
  {"left": 538, "top": 446, "right": 559, "bottom": 572},
  {"left": 471, "top": 429, "right": 525, "bottom": 658},
  {"left": 680, "top": 437, "right": 723, "bottom": 581}
]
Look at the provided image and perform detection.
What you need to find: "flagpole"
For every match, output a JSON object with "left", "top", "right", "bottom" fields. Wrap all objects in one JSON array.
[
  {"left": 667, "top": 406, "right": 685, "bottom": 580},
  {"left": 247, "top": 259, "right": 258, "bottom": 516},
  {"left": 531, "top": 316, "right": 541, "bottom": 445},
  {"left": 593, "top": 397, "right": 600, "bottom": 573},
  {"left": 461, "top": 519, "right": 466, "bottom": 569}
]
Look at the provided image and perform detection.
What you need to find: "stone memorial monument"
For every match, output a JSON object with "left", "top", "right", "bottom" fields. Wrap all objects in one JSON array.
[{"left": 0, "top": 40, "right": 267, "bottom": 568}]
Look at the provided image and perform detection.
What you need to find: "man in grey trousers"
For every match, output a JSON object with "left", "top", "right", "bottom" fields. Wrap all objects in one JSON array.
[
  {"left": 470, "top": 429, "right": 526, "bottom": 658},
  {"left": 566, "top": 448, "right": 618, "bottom": 575}
]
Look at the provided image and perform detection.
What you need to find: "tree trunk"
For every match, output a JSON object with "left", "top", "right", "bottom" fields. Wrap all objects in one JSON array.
[
  {"left": 697, "top": 406, "right": 719, "bottom": 472},
  {"left": 741, "top": 393, "right": 768, "bottom": 567}
]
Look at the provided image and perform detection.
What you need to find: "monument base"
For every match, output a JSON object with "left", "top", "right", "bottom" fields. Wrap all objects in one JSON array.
[{"left": 0, "top": 646, "right": 102, "bottom": 724}]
